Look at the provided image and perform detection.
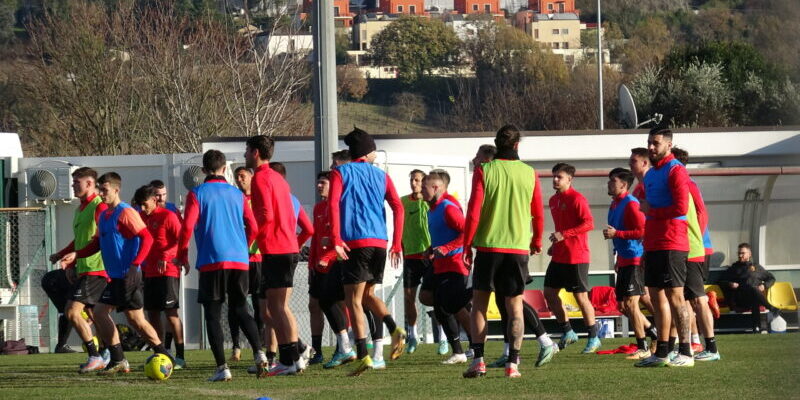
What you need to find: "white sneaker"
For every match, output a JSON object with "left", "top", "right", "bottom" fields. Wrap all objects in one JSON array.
[
  {"left": 254, "top": 351, "right": 268, "bottom": 377},
  {"left": 208, "top": 366, "right": 232, "bottom": 382},
  {"left": 442, "top": 353, "right": 468, "bottom": 365},
  {"left": 295, "top": 345, "right": 315, "bottom": 372}
]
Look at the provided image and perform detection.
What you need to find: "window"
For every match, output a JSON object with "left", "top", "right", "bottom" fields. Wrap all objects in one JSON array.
[
  {"left": 398, "top": 5, "right": 403, "bottom": 12},
  {"left": 552, "top": 42, "right": 560, "bottom": 49},
  {"left": 558, "top": 2, "right": 564, "bottom": 12},
  {"left": 410, "top": 5, "right": 416, "bottom": 13},
  {"left": 561, "top": 28, "right": 568, "bottom": 34},
  {"left": 547, "top": 3, "right": 553, "bottom": 10},
  {"left": 472, "top": 4, "right": 479, "bottom": 11},
  {"left": 552, "top": 29, "right": 559, "bottom": 34},
  {"left": 334, "top": 6, "right": 340, "bottom": 16},
  {"left": 563, "top": 42, "right": 569, "bottom": 49},
  {"left": 484, "top": 4, "right": 491, "bottom": 12}
]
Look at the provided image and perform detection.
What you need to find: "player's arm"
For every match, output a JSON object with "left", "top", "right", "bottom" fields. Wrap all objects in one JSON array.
[
  {"left": 614, "top": 200, "right": 645, "bottom": 240},
  {"left": 384, "top": 174, "right": 404, "bottom": 254},
  {"left": 648, "top": 165, "right": 690, "bottom": 219},
  {"left": 463, "top": 166, "right": 484, "bottom": 249},
  {"left": 561, "top": 194, "right": 594, "bottom": 238},
  {"left": 177, "top": 191, "right": 200, "bottom": 266},
  {"left": 242, "top": 195, "right": 259, "bottom": 247},
  {"left": 688, "top": 182, "right": 709, "bottom": 233},
  {"left": 118, "top": 208, "right": 153, "bottom": 267},
  {"left": 328, "top": 169, "right": 349, "bottom": 259},
  {"left": 530, "top": 171, "right": 544, "bottom": 253},
  {"left": 296, "top": 206, "right": 314, "bottom": 248}
]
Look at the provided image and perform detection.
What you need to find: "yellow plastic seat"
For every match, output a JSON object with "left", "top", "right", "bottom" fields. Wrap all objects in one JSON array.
[
  {"left": 487, "top": 292, "right": 502, "bottom": 320},
  {"left": 767, "top": 282, "right": 799, "bottom": 311},
  {"left": 558, "top": 289, "right": 583, "bottom": 318},
  {"left": 704, "top": 284, "right": 731, "bottom": 314}
]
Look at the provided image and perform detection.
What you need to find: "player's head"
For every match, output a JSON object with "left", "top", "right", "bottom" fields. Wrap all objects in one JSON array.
[
  {"left": 97, "top": 172, "right": 122, "bottom": 205},
  {"left": 345, "top": 127, "right": 377, "bottom": 163},
  {"left": 629, "top": 147, "right": 650, "bottom": 179},
  {"left": 245, "top": 135, "right": 275, "bottom": 168},
  {"left": 421, "top": 171, "right": 445, "bottom": 203},
  {"left": 607, "top": 167, "right": 633, "bottom": 197},
  {"left": 647, "top": 127, "right": 673, "bottom": 164},
  {"left": 317, "top": 171, "right": 330, "bottom": 198},
  {"left": 737, "top": 243, "right": 752, "bottom": 262},
  {"left": 409, "top": 169, "right": 425, "bottom": 194},
  {"left": 551, "top": 162, "right": 575, "bottom": 193},
  {"left": 672, "top": 147, "right": 689, "bottom": 165},
  {"left": 430, "top": 168, "right": 451, "bottom": 189},
  {"left": 202, "top": 149, "right": 227, "bottom": 176},
  {"left": 331, "top": 149, "right": 350, "bottom": 168},
  {"left": 270, "top": 162, "right": 287, "bottom": 178},
  {"left": 149, "top": 179, "right": 167, "bottom": 207},
  {"left": 472, "top": 144, "right": 496, "bottom": 169},
  {"left": 234, "top": 166, "right": 253, "bottom": 194},
  {"left": 133, "top": 184, "right": 158, "bottom": 214},
  {"left": 71, "top": 167, "right": 98, "bottom": 199},
  {"left": 495, "top": 125, "right": 521, "bottom": 152}
]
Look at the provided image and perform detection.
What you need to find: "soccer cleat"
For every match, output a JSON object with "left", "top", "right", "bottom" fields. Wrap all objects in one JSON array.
[
  {"left": 536, "top": 343, "right": 559, "bottom": 367},
  {"left": 324, "top": 350, "right": 357, "bottom": 369},
  {"left": 558, "top": 330, "right": 578, "bottom": 350},
  {"left": 295, "top": 345, "right": 315, "bottom": 372},
  {"left": 371, "top": 359, "right": 386, "bottom": 370},
  {"left": 406, "top": 336, "right": 418, "bottom": 354},
  {"left": 582, "top": 337, "right": 601, "bottom": 354},
  {"left": 55, "top": 344, "right": 79, "bottom": 353},
  {"left": 442, "top": 353, "right": 468, "bottom": 365},
  {"left": 390, "top": 327, "right": 407, "bottom": 360},
  {"left": 254, "top": 352, "right": 269, "bottom": 378},
  {"left": 625, "top": 349, "right": 652, "bottom": 360},
  {"left": 347, "top": 355, "right": 373, "bottom": 377},
  {"left": 309, "top": 352, "right": 324, "bottom": 365},
  {"left": 465, "top": 348, "right": 475, "bottom": 359},
  {"left": 208, "top": 365, "right": 232, "bottom": 382},
  {"left": 694, "top": 350, "right": 721, "bottom": 362},
  {"left": 634, "top": 355, "right": 668, "bottom": 368},
  {"left": 97, "top": 359, "right": 130, "bottom": 376},
  {"left": 229, "top": 347, "right": 241, "bottom": 362},
  {"left": 247, "top": 364, "right": 260, "bottom": 374},
  {"left": 78, "top": 356, "right": 105, "bottom": 374},
  {"left": 267, "top": 362, "right": 297, "bottom": 376},
  {"left": 667, "top": 354, "right": 695, "bottom": 367},
  {"left": 691, "top": 343, "right": 704, "bottom": 354},
  {"left": 462, "top": 360, "right": 486, "bottom": 378},
  {"left": 437, "top": 340, "right": 450, "bottom": 356},
  {"left": 667, "top": 350, "right": 678, "bottom": 362},
  {"left": 487, "top": 354, "right": 508, "bottom": 368},
  {"left": 505, "top": 365, "right": 521, "bottom": 378},
  {"left": 174, "top": 357, "right": 186, "bottom": 370}
]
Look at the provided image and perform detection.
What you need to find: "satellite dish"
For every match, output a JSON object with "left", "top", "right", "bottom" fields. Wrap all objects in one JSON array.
[{"left": 618, "top": 84, "right": 638, "bottom": 129}]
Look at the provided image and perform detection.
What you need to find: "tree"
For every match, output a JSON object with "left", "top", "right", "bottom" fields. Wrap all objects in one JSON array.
[
  {"left": 370, "top": 16, "right": 461, "bottom": 84},
  {"left": 621, "top": 17, "right": 674, "bottom": 74},
  {"left": 335, "top": 30, "right": 350, "bottom": 65},
  {"left": 337, "top": 65, "right": 368, "bottom": 100},
  {"left": 0, "top": 0, "right": 15, "bottom": 44}
]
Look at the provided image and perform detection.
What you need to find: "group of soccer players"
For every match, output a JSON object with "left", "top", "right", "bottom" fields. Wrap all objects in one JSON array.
[{"left": 47, "top": 124, "right": 720, "bottom": 381}]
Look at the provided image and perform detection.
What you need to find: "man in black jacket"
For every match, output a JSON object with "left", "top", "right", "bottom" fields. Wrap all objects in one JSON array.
[{"left": 719, "top": 243, "right": 781, "bottom": 332}]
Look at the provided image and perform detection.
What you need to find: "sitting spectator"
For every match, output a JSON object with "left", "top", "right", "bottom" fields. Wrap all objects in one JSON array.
[{"left": 719, "top": 243, "right": 782, "bottom": 333}]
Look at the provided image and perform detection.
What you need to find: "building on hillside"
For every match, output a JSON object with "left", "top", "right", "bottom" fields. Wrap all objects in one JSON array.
[
  {"left": 515, "top": 11, "right": 580, "bottom": 50},
  {"left": 300, "top": 0, "right": 354, "bottom": 27},
  {"left": 255, "top": 33, "right": 314, "bottom": 57},
  {"left": 444, "top": 14, "right": 494, "bottom": 41},
  {"left": 351, "top": 13, "right": 401, "bottom": 52},
  {"left": 380, "top": 0, "right": 426, "bottom": 14},
  {"left": 453, "top": 0, "right": 500, "bottom": 15},
  {"left": 527, "top": 0, "right": 578, "bottom": 14}
]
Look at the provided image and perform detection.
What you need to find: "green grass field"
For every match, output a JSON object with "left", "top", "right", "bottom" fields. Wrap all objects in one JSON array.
[{"left": 1, "top": 334, "right": 798, "bottom": 399}]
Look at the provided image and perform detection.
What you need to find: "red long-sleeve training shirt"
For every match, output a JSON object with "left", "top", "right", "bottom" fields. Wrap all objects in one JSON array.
[
  {"left": 610, "top": 191, "right": 645, "bottom": 267},
  {"left": 309, "top": 199, "right": 338, "bottom": 272},
  {"left": 140, "top": 206, "right": 181, "bottom": 278},
  {"left": 430, "top": 195, "right": 469, "bottom": 275},
  {"left": 549, "top": 186, "right": 593, "bottom": 264},
  {"left": 296, "top": 206, "right": 314, "bottom": 249},
  {"left": 76, "top": 206, "right": 153, "bottom": 268},
  {"left": 328, "top": 160, "right": 404, "bottom": 252},
  {"left": 642, "top": 154, "right": 690, "bottom": 252},
  {"left": 464, "top": 166, "right": 544, "bottom": 254},
  {"left": 250, "top": 164, "right": 300, "bottom": 255}
]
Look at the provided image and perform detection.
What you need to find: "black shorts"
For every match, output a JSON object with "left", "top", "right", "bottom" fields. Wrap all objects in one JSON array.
[
  {"left": 432, "top": 272, "right": 471, "bottom": 314},
  {"left": 544, "top": 262, "right": 590, "bottom": 293},
  {"left": 419, "top": 265, "right": 436, "bottom": 293},
  {"left": 472, "top": 251, "right": 529, "bottom": 297},
  {"left": 198, "top": 269, "right": 249, "bottom": 306},
  {"left": 403, "top": 258, "right": 430, "bottom": 289},
  {"left": 248, "top": 261, "right": 261, "bottom": 296},
  {"left": 684, "top": 261, "right": 709, "bottom": 300},
  {"left": 341, "top": 247, "right": 387, "bottom": 285},
  {"left": 70, "top": 274, "right": 107, "bottom": 307},
  {"left": 615, "top": 265, "right": 645, "bottom": 301},
  {"left": 644, "top": 250, "right": 688, "bottom": 288},
  {"left": 41, "top": 269, "right": 73, "bottom": 312},
  {"left": 310, "top": 263, "right": 345, "bottom": 303},
  {"left": 100, "top": 270, "right": 144, "bottom": 312},
  {"left": 143, "top": 276, "right": 181, "bottom": 311},
  {"left": 260, "top": 253, "right": 299, "bottom": 293}
]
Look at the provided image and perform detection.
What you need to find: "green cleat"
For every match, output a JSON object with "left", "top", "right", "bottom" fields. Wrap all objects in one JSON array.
[
  {"left": 324, "top": 350, "right": 357, "bottom": 369},
  {"left": 634, "top": 355, "right": 668, "bottom": 368},
  {"left": 437, "top": 340, "right": 450, "bottom": 355},
  {"left": 582, "top": 337, "right": 601, "bottom": 354},
  {"left": 694, "top": 350, "right": 721, "bottom": 362},
  {"left": 558, "top": 330, "right": 578, "bottom": 350},
  {"left": 536, "top": 343, "right": 559, "bottom": 367},
  {"left": 487, "top": 354, "right": 508, "bottom": 368},
  {"left": 406, "top": 336, "right": 418, "bottom": 354}
]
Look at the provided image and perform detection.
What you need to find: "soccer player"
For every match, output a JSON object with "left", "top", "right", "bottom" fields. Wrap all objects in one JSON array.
[
  {"left": 49, "top": 167, "right": 109, "bottom": 370},
  {"left": 178, "top": 150, "right": 266, "bottom": 381},
  {"left": 544, "top": 163, "right": 600, "bottom": 354},
  {"left": 309, "top": 171, "right": 357, "bottom": 369},
  {"left": 245, "top": 136, "right": 307, "bottom": 376},
  {"left": 602, "top": 168, "right": 651, "bottom": 360},
  {"left": 329, "top": 128, "right": 406, "bottom": 376},
  {"left": 671, "top": 148, "right": 720, "bottom": 361},
  {"left": 71, "top": 172, "right": 170, "bottom": 375},
  {"left": 635, "top": 128, "right": 694, "bottom": 368},
  {"left": 149, "top": 179, "right": 182, "bottom": 221},
  {"left": 134, "top": 185, "right": 187, "bottom": 369},
  {"left": 628, "top": 148, "right": 658, "bottom": 319},
  {"left": 463, "top": 125, "right": 545, "bottom": 379},
  {"left": 401, "top": 169, "right": 432, "bottom": 354},
  {"left": 229, "top": 166, "right": 268, "bottom": 366}
]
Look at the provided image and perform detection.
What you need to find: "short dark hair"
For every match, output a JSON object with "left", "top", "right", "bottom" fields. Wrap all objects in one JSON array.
[
  {"left": 409, "top": 169, "right": 425, "bottom": 178},
  {"left": 429, "top": 168, "right": 450, "bottom": 186},
  {"left": 246, "top": 135, "right": 275, "bottom": 161},
  {"left": 630, "top": 147, "right": 648, "bottom": 159},
  {"left": 495, "top": 124, "right": 521, "bottom": 150},
  {"left": 317, "top": 171, "right": 330, "bottom": 181},
  {"left": 609, "top": 167, "right": 634, "bottom": 189},
  {"left": 132, "top": 185, "right": 156, "bottom": 207},
  {"left": 738, "top": 242, "right": 751, "bottom": 250},
  {"left": 202, "top": 150, "right": 226, "bottom": 173},
  {"left": 97, "top": 172, "right": 122, "bottom": 188},
  {"left": 478, "top": 144, "right": 497, "bottom": 160},
  {"left": 649, "top": 127, "right": 673, "bottom": 141},
  {"left": 552, "top": 162, "right": 575, "bottom": 177},
  {"left": 672, "top": 147, "right": 689, "bottom": 165},
  {"left": 234, "top": 166, "right": 252, "bottom": 175},
  {"left": 423, "top": 171, "right": 446, "bottom": 183},
  {"left": 72, "top": 167, "right": 98, "bottom": 180},
  {"left": 149, "top": 179, "right": 165, "bottom": 189},
  {"left": 269, "top": 162, "right": 286, "bottom": 178},
  {"left": 331, "top": 150, "right": 350, "bottom": 162}
]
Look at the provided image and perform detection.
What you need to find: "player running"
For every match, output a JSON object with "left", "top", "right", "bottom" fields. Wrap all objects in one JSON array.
[{"left": 401, "top": 169, "right": 432, "bottom": 354}]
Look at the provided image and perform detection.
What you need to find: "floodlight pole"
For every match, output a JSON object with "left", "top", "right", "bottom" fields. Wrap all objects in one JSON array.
[
  {"left": 312, "top": 0, "right": 339, "bottom": 176},
  {"left": 596, "top": 0, "right": 604, "bottom": 131}
]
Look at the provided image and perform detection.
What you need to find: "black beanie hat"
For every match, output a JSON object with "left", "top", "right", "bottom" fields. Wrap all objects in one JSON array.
[{"left": 344, "top": 127, "right": 376, "bottom": 160}]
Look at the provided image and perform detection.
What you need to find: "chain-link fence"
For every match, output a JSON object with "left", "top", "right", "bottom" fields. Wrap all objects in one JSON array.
[{"left": 0, "top": 208, "right": 53, "bottom": 349}]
